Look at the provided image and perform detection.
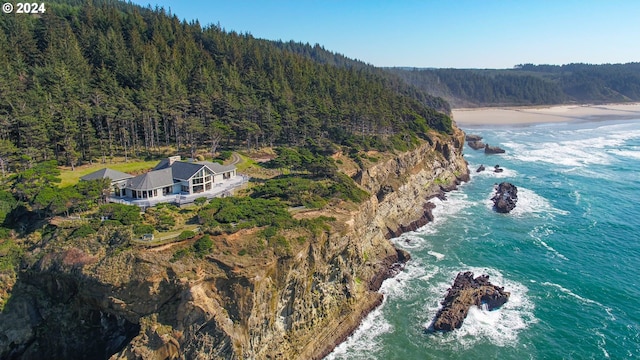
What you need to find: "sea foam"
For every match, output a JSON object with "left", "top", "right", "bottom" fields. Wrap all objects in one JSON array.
[
  {"left": 469, "top": 163, "right": 518, "bottom": 179},
  {"left": 484, "top": 186, "right": 569, "bottom": 218},
  {"left": 325, "top": 301, "right": 391, "bottom": 360},
  {"left": 327, "top": 260, "right": 437, "bottom": 359},
  {"left": 501, "top": 126, "right": 640, "bottom": 169},
  {"left": 529, "top": 225, "right": 568, "bottom": 260},
  {"left": 394, "top": 189, "right": 473, "bottom": 251}
]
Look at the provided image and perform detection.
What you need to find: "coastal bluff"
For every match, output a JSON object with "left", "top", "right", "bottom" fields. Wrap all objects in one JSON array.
[{"left": 0, "top": 129, "right": 469, "bottom": 359}]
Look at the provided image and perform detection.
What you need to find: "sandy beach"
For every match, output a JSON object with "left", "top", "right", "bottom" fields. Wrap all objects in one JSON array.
[{"left": 452, "top": 103, "right": 640, "bottom": 126}]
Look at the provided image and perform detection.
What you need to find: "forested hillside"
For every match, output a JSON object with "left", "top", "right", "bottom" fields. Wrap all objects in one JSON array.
[
  {"left": 388, "top": 63, "right": 640, "bottom": 107},
  {"left": 0, "top": 0, "right": 453, "bottom": 170},
  {"left": 271, "top": 41, "right": 451, "bottom": 113}
]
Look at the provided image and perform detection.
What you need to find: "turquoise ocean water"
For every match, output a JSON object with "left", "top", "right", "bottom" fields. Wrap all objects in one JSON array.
[{"left": 327, "top": 118, "right": 640, "bottom": 359}]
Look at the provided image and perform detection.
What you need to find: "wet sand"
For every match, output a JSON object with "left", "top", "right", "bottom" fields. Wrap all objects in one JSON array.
[{"left": 452, "top": 103, "right": 640, "bottom": 126}]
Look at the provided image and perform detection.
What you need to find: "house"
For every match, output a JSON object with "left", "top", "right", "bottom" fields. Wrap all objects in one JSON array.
[
  {"left": 79, "top": 168, "right": 133, "bottom": 197},
  {"left": 81, "top": 156, "right": 241, "bottom": 207}
]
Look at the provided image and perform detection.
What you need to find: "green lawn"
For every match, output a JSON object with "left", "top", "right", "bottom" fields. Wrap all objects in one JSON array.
[
  {"left": 59, "top": 160, "right": 159, "bottom": 187},
  {"left": 235, "top": 154, "right": 256, "bottom": 172}
]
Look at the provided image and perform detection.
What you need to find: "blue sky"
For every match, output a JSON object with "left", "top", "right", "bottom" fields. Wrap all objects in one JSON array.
[{"left": 129, "top": 0, "right": 640, "bottom": 69}]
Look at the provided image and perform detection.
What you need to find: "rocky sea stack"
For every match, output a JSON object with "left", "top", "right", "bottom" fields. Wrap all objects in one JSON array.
[
  {"left": 484, "top": 144, "right": 506, "bottom": 154},
  {"left": 430, "top": 272, "right": 510, "bottom": 332},
  {"left": 465, "top": 134, "right": 486, "bottom": 150},
  {"left": 491, "top": 182, "right": 518, "bottom": 213}
]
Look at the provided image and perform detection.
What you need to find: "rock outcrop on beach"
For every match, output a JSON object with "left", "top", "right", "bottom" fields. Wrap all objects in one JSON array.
[
  {"left": 431, "top": 272, "right": 510, "bottom": 332},
  {"left": 484, "top": 144, "right": 506, "bottom": 154},
  {"left": 491, "top": 182, "right": 518, "bottom": 213}
]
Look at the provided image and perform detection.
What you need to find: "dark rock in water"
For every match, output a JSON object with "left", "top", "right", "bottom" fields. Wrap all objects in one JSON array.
[
  {"left": 494, "top": 165, "right": 500, "bottom": 169},
  {"left": 476, "top": 165, "right": 486, "bottom": 173},
  {"left": 494, "top": 168, "right": 504, "bottom": 173},
  {"left": 431, "top": 272, "right": 510, "bottom": 332},
  {"left": 465, "top": 134, "right": 483, "bottom": 142},
  {"left": 491, "top": 182, "right": 518, "bottom": 213},
  {"left": 467, "top": 140, "right": 486, "bottom": 150},
  {"left": 484, "top": 144, "right": 506, "bottom": 154}
]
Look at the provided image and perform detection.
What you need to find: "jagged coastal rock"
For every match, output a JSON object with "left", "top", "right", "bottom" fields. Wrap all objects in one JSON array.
[
  {"left": 476, "top": 164, "right": 486, "bottom": 173},
  {"left": 467, "top": 140, "right": 486, "bottom": 150},
  {"left": 465, "top": 134, "right": 483, "bottom": 142},
  {"left": 484, "top": 144, "right": 506, "bottom": 154},
  {"left": 493, "top": 164, "right": 504, "bottom": 173},
  {"left": 430, "top": 272, "right": 510, "bottom": 332},
  {"left": 465, "top": 134, "right": 486, "bottom": 150},
  {"left": 0, "top": 130, "right": 469, "bottom": 360},
  {"left": 491, "top": 182, "right": 518, "bottom": 213}
]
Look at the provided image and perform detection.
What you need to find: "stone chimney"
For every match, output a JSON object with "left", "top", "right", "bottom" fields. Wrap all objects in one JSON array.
[{"left": 168, "top": 155, "right": 181, "bottom": 166}]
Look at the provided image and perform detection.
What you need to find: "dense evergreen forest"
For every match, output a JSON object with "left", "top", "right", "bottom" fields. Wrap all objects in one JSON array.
[
  {"left": 0, "top": 0, "right": 453, "bottom": 171},
  {"left": 387, "top": 63, "right": 640, "bottom": 107}
]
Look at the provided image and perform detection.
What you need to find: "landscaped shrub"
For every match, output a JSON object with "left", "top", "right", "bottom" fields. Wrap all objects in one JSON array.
[
  {"left": 133, "top": 224, "right": 155, "bottom": 236},
  {"left": 157, "top": 214, "right": 176, "bottom": 230},
  {"left": 170, "top": 248, "right": 190, "bottom": 262},
  {"left": 198, "top": 197, "right": 293, "bottom": 232},
  {"left": 144, "top": 207, "right": 176, "bottom": 231},
  {"left": 71, "top": 224, "right": 96, "bottom": 238},
  {"left": 217, "top": 150, "right": 233, "bottom": 161},
  {"left": 98, "top": 203, "right": 141, "bottom": 225},
  {"left": 101, "top": 219, "right": 123, "bottom": 227},
  {"left": 193, "top": 234, "right": 213, "bottom": 257},
  {"left": 194, "top": 197, "right": 208, "bottom": 206},
  {"left": 177, "top": 230, "right": 196, "bottom": 240}
]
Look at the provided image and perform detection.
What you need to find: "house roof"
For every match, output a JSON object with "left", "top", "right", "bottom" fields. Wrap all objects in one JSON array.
[
  {"left": 170, "top": 161, "right": 207, "bottom": 180},
  {"left": 152, "top": 158, "right": 170, "bottom": 171},
  {"left": 80, "top": 168, "right": 133, "bottom": 182},
  {"left": 125, "top": 158, "right": 237, "bottom": 191},
  {"left": 197, "top": 161, "right": 236, "bottom": 174},
  {"left": 126, "top": 168, "right": 174, "bottom": 191},
  {"left": 155, "top": 159, "right": 236, "bottom": 179}
]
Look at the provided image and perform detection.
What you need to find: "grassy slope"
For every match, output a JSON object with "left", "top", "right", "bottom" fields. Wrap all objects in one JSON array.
[{"left": 59, "top": 160, "right": 160, "bottom": 187}]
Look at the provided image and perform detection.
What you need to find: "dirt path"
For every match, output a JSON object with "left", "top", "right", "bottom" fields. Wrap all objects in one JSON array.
[{"left": 229, "top": 152, "right": 242, "bottom": 165}]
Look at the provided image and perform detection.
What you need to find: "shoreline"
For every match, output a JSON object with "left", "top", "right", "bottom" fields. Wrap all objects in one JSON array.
[
  {"left": 452, "top": 103, "right": 640, "bottom": 126},
  {"left": 317, "top": 132, "right": 470, "bottom": 360},
  {"left": 319, "top": 177, "right": 469, "bottom": 360}
]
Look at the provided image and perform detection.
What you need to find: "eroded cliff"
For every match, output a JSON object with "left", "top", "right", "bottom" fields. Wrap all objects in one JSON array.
[{"left": 0, "top": 128, "right": 468, "bottom": 360}]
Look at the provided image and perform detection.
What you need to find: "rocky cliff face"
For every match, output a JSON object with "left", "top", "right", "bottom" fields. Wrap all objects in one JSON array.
[{"left": 0, "top": 129, "right": 468, "bottom": 360}]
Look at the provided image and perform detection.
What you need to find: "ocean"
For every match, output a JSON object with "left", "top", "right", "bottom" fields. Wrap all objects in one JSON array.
[{"left": 327, "top": 118, "right": 640, "bottom": 359}]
